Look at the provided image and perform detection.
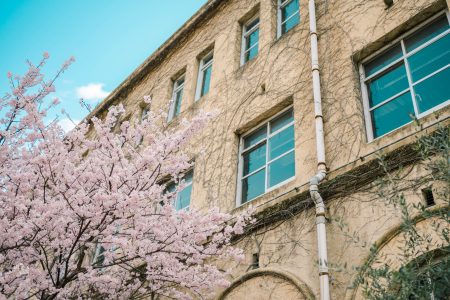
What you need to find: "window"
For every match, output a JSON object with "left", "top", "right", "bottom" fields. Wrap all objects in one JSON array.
[
  {"left": 408, "top": 259, "right": 450, "bottom": 299},
  {"left": 195, "top": 51, "right": 213, "bottom": 100},
  {"left": 168, "top": 75, "right": 185, "bottom": 121},
  {"left": 421, "top": 187, "right": 435, "bottom": 207},
  {"left": 141, "top": 105, "right": 149, "bottom": 122},
  {"left": 93, "top": 244, "right": 106, "bottom": 267},
  {"left": 138, "top": 106, "right": 149, "bottom": 145},
  {"left": 237, "top": 108, "right": 295, "bottom": 204},
  {"left": 278, "top": 0, "right": 300, "bottom": 37},
  {"left": 166, "top": 170, "right": 193, "bottom": 211},
  {"left": 360, "top": 13, "right": 450, "bottom": 140},
  {"left": 241, "top": 16, "right": 260, "bottom": 65}
]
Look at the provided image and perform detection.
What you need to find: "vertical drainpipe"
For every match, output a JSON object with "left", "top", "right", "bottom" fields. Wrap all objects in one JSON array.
[{"left": 308, "top": 0, "right": 331, "bottom": 300}]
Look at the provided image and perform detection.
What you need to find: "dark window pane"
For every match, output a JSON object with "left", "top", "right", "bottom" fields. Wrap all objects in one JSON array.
[
  {"left": 245, "top": 45, "right": 259, "bottom": 62},
  {"left": 405, "top": 16, "right": 449, "bottom": 52},
  {"left": 371, "top": 92, "right": 415, "bottom": 138},
  {"left": 95, "top": 245, "right": 106, "bottom": 266},
  {"left": 176, "top": 77, "right": 185, "bottom": 86},
  {"left": 365, "top": 44, "right": 403, "bottom": 77},
  {"left": 242, "top": 169, "right": 265, "bottom": 203},
  {"left": 244, "top": 126, "right": 267, "bottom": 148},
  {"left": 184, "top": 170, "right": 193, "bottom": 183},
  {"left": 268, "top": 151, "right": 295, "bottom": 187},
  {"left": 201, "top": 65, "right": 212, "bottom": 97},
  {"left": 408, "top": 33, "right": 450, "bottom": 82},
  {"left": 174, "top": 88, "right": 183, "bottom": 117},
  {"left": 281, "top": 12, "right": 300, "bottom": 34},
  {"left": 414, "top": 66, "right": 450, "bottom": 113},
  {"left": 203, "top": 55, "right": 213, "bottom": 66},
  {"left": 270, "top": 109, "right": 294, "bottom": 133},
  {"left": 368, "top": 63, "right": 409, "bottom": 107},
  {"left": 269, "top": 125, "right": 294, "bottom": 160},
  {"left": 166, "top": 182, "right": 176, "bottom": 193},
  {"left": 243, "top": 144, "right": 266, "bottom": 175},
  {"left": 246, "top": 18, "right": 259, "bottom": 31}
]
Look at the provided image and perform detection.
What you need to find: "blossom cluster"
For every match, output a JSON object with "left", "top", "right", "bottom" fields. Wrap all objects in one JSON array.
[{"left": 0, "top": 54, "right": 251, "bottom": 299}]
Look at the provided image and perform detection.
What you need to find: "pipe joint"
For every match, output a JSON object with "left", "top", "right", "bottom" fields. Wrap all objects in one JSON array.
[
  {"left": 310, "top": 170, "right": 326, "bottom": 185},
  {"left": 319, "top": 268, "right": 329, "bottom": 275},
  {"left": 316, "top": 215, "right": 327, "bottom": 224}
]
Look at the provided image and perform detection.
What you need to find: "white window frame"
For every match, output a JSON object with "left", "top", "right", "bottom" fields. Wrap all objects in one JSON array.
[
  {"left": 168, "top": 75, "right": 185, "bottom": 121},
  {"left": 359, "top": 10, "right": 450, "bottom": 142},
  {"left": 195, "top": 51, "right": 214, "bottom": 100},
  {"left": 241, "top": 15, "right": 260, "bottom": 65},
  {"left": 277, "top": 0, "right": 300, "bottom": 38},
  {"left": 236, "top": 106, "right": 296, "bottom": 206}
]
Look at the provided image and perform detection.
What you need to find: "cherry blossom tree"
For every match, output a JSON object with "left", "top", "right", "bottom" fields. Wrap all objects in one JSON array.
[{"left": 0, "top": 54, "right": 251, "bottom": 299}]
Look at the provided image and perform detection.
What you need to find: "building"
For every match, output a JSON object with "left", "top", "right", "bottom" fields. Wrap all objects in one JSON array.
[{"left": 87, "top": 0, "right": 450, "bottom": 299}]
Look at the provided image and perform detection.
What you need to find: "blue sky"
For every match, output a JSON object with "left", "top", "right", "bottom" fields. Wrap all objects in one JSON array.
[{"left": 0, "top": 0, "right": 206, "bottom": 131}]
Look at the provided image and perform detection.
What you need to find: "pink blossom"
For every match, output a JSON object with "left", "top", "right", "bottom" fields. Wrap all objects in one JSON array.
[{"left": 0, "top": 56, "right": 251, "bottom": 299}]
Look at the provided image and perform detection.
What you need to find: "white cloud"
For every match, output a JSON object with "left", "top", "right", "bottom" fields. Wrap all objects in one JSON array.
[
  {"left": 59, "top": 118, "right": 80, "bottom": 133},
  {"left": 76, "top": 83, "right": 110, "bottom": 101}
]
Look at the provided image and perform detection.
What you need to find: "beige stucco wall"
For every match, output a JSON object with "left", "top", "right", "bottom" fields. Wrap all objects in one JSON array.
[{"left": 90, "top": 0, "right": 450, "bottom": 298}]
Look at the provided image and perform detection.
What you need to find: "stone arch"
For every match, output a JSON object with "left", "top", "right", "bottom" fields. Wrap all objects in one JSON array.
[
  {"left": 217, "top": 267, "right": 315, "bottom": 300},
  {"left": 345, "top": 208, "right": 450, "bottom": 300}
]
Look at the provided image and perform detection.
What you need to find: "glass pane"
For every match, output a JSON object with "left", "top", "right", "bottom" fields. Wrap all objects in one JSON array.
[
  {"left": 281, "top": 0, "right": 299, "bottom": 21},
  {"left": 270, "top": 109, "right": 294, "bottom": 133},
  {"left": 281, "top": 12, "right": 300, "bottom": 34},
  {"left": 268, "top": 151, "right": 295, "bottom": 187},
  {"left": 405, "top": 16, "right": 450, "bottom": 52},
  {"left": 203, "top": 55, "right": 213, "bottom": 66},
  {"left": 371, "top": 92, "right": 415, "bottom": 138},
  {"left": 174, "top": 88, "right": 183, "bottom": 117},
  {"left": 184, "top": 170, "right": 193, "bottom": 183},
  {"left": 365, "top": 44, "right": 403, "bottom": 77},
  {"left": 408, "top": 33, "right": 450, "bottom": 82},
  {"left": 368, "top": 63, "right": 409, "bottom": 107},
  {"left": 246, "top": 18, "right": 259, "bottom": 32},
  {"left": 242, "top": 169, "right": 265, "bottom": 203},
  {"left": 176, "top": 184, "right": 191, "bottom": 210},
  {"left": 414, "top": 66, "right": 450, "bottom": 113},
  {"left": 201, "top": 65, "right": 212, "bottom": 97},
  {"left": 176, "top": 77, "right": 185, "bottom": 87},
  {"left": 166, "top": 182, "right": 176, "bottom": 193},
  {"left": 141, "top": 107, "right": 149, "bottom": 121},
  {"left": 95, "top": 245, "right": 106, "bottom": 266},
  {"left": 269, "top": 125, "right": 294, "bottom": 160},
  {"left": 245, "top": 45, "right": 259, "bottom": 62},
  {"left": 244, "top": 126, "right": 267, "bottom": 148},
  {"left": 243, "top": 144, "right": 266, "bottom": 176},
  {"left": 246, "top": 28, "right": 259, "bottom": 49}
]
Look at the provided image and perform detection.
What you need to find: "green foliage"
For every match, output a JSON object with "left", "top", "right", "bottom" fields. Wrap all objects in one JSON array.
[{"left": 353, "top": 126, "right": 450, "bottom": 300}]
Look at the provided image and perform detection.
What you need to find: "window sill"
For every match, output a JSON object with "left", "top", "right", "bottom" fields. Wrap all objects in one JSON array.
[
  {"left": 234, "top": 176, "right": 297, "bottom": 210},
  {"left": 166, "top": 112, "right": 183, "bottom": 126},
  {"left": 194, "top": 92, "right": 211, "bottom": 103},
  {"left": 273, "top": 23, "right": 300, "bottom": 46},
  {"left": 236, "top": 55, "right": 259, "bottom": 75}
]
